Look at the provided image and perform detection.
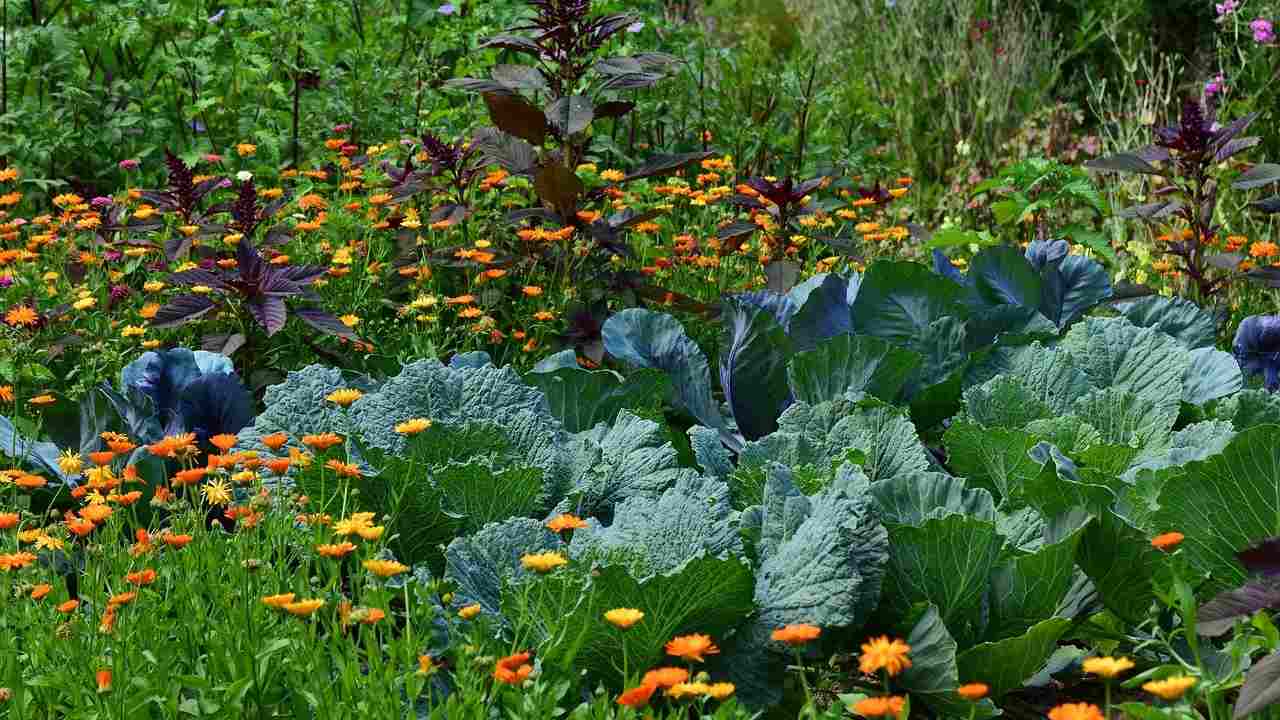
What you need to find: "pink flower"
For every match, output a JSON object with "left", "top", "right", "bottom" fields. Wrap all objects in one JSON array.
[
  {"left": 1217, "top": 0, "right": 1239, "bottom": 17},
  {"left": 1253, "top": 18, "right": 1276, "bottom": 44},
  {"left": 1205, "top": 73, "right": 1226, "bottom": 98},
  {"left": 118, "top": 159, "right": 140, "bottom": 170}
]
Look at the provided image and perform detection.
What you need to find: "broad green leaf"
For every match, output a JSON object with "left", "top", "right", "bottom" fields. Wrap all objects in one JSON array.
[
  {"left": 1078, "top": 511, "right": 1162, "bottom": 623},
  {"left": 1072, "top": 388, "right": 1177, "bottom": 449},
  {"left": 986, "top": 526, "right": 1085, "bottom": 641},
  {"left": 957, "top": 617, "right": 1072, "bottom": 697},
  {"left": 720, "top": 296, "right": 794, "bottom": 440},
  {"left": 1182, "top": 347, "right": 1243, "bottom": 406},
  {"left": 1114, "top": 296, "right": 1217, "bottom": 349},
  {"left": 852, "top": 261, "right": 967, "bottom": 345},
  {"left": 1214, "top": 389, "right": 1280, "bottom": 430},
  {"left": 883, "top": 515, "right": 1004, "bottom": 644},
  {"left": 1151, "top": 426, "right": 1280, "bottom": 591},
  {"left": 943, "top": 421, "right": 1043, "bottom": 501},
  {"left": 1061, "top": 316, "right": 1191, "bottom": 408},
  {"left": 563, "top": 410, "right": 700, "bottom": 517},
  {"left": 870, "top": 472, "right": 997, "bottom": 527},
  {"left": 899, "top": 605, "right": 1000, "bottom": 718},
  {"left": 526, "top": 350, "right": 668, "bottom": 432},
  {"left": 444, "top": 518, "right": 562, "bottom": 617},
  {"left": 787, "top": 333, "right": 922, "bottom": 404},
  {"left": 963, "top": 375, "right": 1053, "bottom": 428},
  {"left": 965, "top": 245, "right": 1043, "bottom": 311},
  {"left": 965, "top": 343, "right": 1092, "bottom": 417}
]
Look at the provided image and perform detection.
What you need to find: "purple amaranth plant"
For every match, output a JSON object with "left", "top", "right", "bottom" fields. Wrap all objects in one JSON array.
[{"left": 150, "top": 238, "right": 355, "bottom": 344}]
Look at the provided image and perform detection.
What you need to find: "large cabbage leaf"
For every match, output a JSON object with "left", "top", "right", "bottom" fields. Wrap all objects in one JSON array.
[
  {"left": 444, "top": 518, "right": 563, "bottom": 617},
  {"left": 786, "top": 333, "right": 921, "bottom": 405},
  {"left": 719, "top": 295, "right": 794, "bottom": 440},
  {"left": 525, "top": 349, "right": 668, "bottom": 432}
]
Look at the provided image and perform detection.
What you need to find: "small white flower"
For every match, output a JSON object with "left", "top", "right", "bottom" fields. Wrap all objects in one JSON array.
[{"left": 237, "top": 170, "right": 253, "bottom": 182}]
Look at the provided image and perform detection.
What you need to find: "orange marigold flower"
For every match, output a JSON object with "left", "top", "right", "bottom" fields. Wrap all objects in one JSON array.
[
  {"left": 1048, "top": 703, "right": 1105, "bottom": 720},
  {"left": 4, "top": 305, "right": 38, "bottom": 327},
  {"left": 283, "top": 599, "right": 325, "bottom": 616},
  {"left": 665, "top": 634, "right": 720, "bottom": 663},
  {"left": 31, "top": 583, "right": 52, "bottom": 600},
  {"left": 261, "top": 432, "right": 289, "bottom": 450},
  {"left": 58, "top": 599, "right": 79, "bottom": 613},
  {"left": 27, "top": 394, "right": 55, "bottom": 406},
  {"left": 317, "top": 542, "right": 358, "bottom": 558},
  {"left": 545, "top": 514, "right": 588, "bottom": 533},
  {"left": 87, "top": 451, "right": 115, "bottom": 466},
  {"left": 494, "top": 651, "right": 534, "bottom": 685},
  {"left": 96, "top": 668, "right": 112, "bottom": 693},
  {"left": 108, "top": 591, "right": 137, "bottom": 607},
  {"left": 642, "top": 667, "right": 689, "bottom": 688},
  {"left": 172, "top": 467, "right": 208, "bottom": 486},
  {"left": 302, "top": 432, "right": 343, "bottom": 451},
  {"left": 1151, "top": 532, "right": 1184, "bottom": 551},
  {"left": 66, "top": 517, "right": 96, "bottom": 537},
  {"left": 15, "top": 474, "right": 47, "bottom": 490},
  {"left": 860, "top": 636, "right": 912, "bottom": 677},
  {"left": 162, "top": 533, "right": 192, "bottom": 549},
  {"left": 0, "top": 512, "right": 18, "bottom": 530},
  {"left": 772, "top": 623, "right": 822, "bottom": 646},
  {"left": 617, "top": 683, "right": 657, "bottom": 708},
  {"left": 262, "top": 593, "right": 296, "bottom": 608},
  {"left": 265, "top": 457, "right": 292, "bottom": 475},
  {"left": 126, "top": 569, "right": 157, "bottom": 586},
  {"left": 325, "top": 459, "right": 362, "bottom": 478},
  {"left": 851, "top": 695, "right": 906, "bottom": 718},
  {"left": 0, "top": 551, "right": 38, "bottom": 571},
  {"left": 958, "top": 683, "right": 989, "bottom": 701},
  {"left": 209, "top": 433, "right": 239, "bottom": 451}
]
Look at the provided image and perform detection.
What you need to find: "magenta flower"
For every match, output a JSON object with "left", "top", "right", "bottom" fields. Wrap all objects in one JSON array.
[
  {"left": 1205, "top": 73, "right": 1226, "bottom": 97},
  {"left": 1253, "top": 18, "right": 1276, "bottom": 44},
  {"left": 1217, "top": 0, "right": 1239, "bottom": 16},
  {"left": 118, "top": 159, "right": 140, "bottom": 170}
]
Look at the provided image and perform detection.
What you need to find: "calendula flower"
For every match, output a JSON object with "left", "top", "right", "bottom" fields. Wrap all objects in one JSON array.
[
  {"left": 851, "top": 696, "right": 906, "bottom": 718},
  {"left": 1083, "top": 656, "right": 1134, "bottom": 679},
  {"left": 201, "top": 479, "right": 233, "bottom": 506},
  {"left": 96, "top": 669, "right": 112, "bottom": 693},
  {"left": 860, "top": 636, "right": 912, "bottom": 676},
  {"left": 394, "top": 418, "right": 432, "bottom": 435},
  {"left": 957, "top": 683, "right": 989, "bottom": 701},
  {"left": 262, "top": 593, "right": 296, "bottom": 608},
  {"left": 317, "top": 542, "right": 357, "bottom": 558},
  {"left": 1143, "top": 676, "right": 1197, "bottom": 701},
  {"left": 417, "top": 655, "right": 437, "bottom": 676},
  {"left": 58, "top": 599, "right": 79, "bottom": 613},
  {"left": 1151, "top": 532, "right": 1184, "bottom": 551},
  {"left": 261, "top": 432, "right": 289, "bottom": 450},
  {"left": 0, "top": 512, "right": 19, "bottom": 530},
  {"left": 1048, "top": 704, "right": 1105, "bottom": 720},
  {"left": 302, "top": 433, "right": 343, "bottom": 450},
  {"left": 667, "top": 682, "right": 712, "bottom": 700},
  {"left": 325, "top": 388, "right": 364, "bottom": 407},
  {"left": 283, "top": 599, "right": 325, "bottom": 616},
  {"left": 324, "top": 459, "right": 361, "bottom": 478},
  {"left": 209, "top": 434, "right": 239, "bottom": 451},
  {"left": 27, "top": 394, "right": 55, "bottom": 406},
  {"left": 363, "top": 558, "right": 409, "bottom": 578},
  {"left": 665, "top": 634, "right": 720, "bottom": 663},
  {"left": 545, "top": 514, "right": 588, "bottom": 533},
  {"left": 356, "top": 525, "right": 385, "bottom": 541},
  {"left": 4, "top": 305, "right": 38, "bottom": 327},
  {"left": 617, "top": 683, "right": 657, "bottom": 707},
  {"left": 493, "top": 652, "right": 534, "bottom": 685},
  {"left": 108, "top": 591, "right": 137, "bottom": 607},
  {"left": 706, "top": 682, "right": 735, "bottom": 700},
  {"left": 520, "top": 552, "right": 567, "bottom": 573},
  {"left": 642, "top": 667, "right": 689, "bottom": 688},
  {"left": 162, "top": 534, "right": 192, "bottom": 549},
  {"left": 126, "top": 569, "right": 157, "bottom": 586},
  {"left": 604, "top": 608, "right": 644, "bottom": 629},
  {"left": 30, "top": 583, "right": 52, "bottom": 600},
  {"left": 772, "top": 623, "right": 821, "bottom": 646},
  {"left": 458, "top": 604, "right": 482, "bottom": 620}
]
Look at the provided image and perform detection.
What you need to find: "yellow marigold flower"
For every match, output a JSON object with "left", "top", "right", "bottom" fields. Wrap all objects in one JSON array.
[
  {"left": 458, "top": 604, "right": 482, "bottom": 620},
  {"left": 1143, "top": 676, "right": 1197, "bottom": 701},
  {"left": 143, "top": 280, "right": 165, "bottom": 292},
  {"left": 28, "top": 394, "right": 55, "bottom": 406},
  {"left": 317, "top": 542, "right": 357, "bottom": 558},
  {"left": 604, "top": 608, "right": 644, "bottom": 629},
  {"left": 201, "top": 479, "right": 233, "bottom": 506},
  {"left": 666, "top": 682, "right": 711, "bottom": 700},
  {"left": 417, "top": 655, "right": 437, "bottom": 676},
  {"left": 262, "top": 593, "right": 296, "bottom": 608},
  {"left": 860, "top": 636, "right": 912, "bottom": 677},
  {"left": 58, "top": 450, "right": 84, "bottom": 476},
  {"left": 1082, "top": 656, "right": 1134, "bottom": 679},
  {"left": 363, "top": 558, "right": 409, "bottom": 578},
  {"left": 520, "top": 551, "right": 567, "bottom": 573},
  {"left": 600, "top": 169, "right": 625, "bottom": 182},
  {"left": 545, "top": 514, "right": 588, "bottom": 533},
  {"left": 339, "top": 314, "right": 360, "bottom": 328},
  {"left": 706, "top": 682, "right": 735, "bottom": 700},
  {"left": 394, "top": 418, "right": 432, "bottom": 435},
  {"left": 1048, "top": 703, "right": 1104, "bottom": 720},
  {"left": 283, "top": 599, "right": 325, "bottom": 616},
  {"left": 236, "top": 143, "right": 257, "bottom": 157},
  {"left": 121, "top": 325, "right": 146, "bottom": 338},
  {"left": 325, "top": 388, "right": 364, "bottom": 407}
]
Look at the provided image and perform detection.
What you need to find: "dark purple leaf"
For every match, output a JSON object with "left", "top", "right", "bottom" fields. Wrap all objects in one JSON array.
[
  {"left": 1216, "top": 137, "right": 1261, "bottom": 163},
  {"left": 477, "top": 34, "right": 543, "bottom": 56},
  {"left": 1255, "top": 196, "right": 1280, "bottom": 214},
  {"left": 275, "top": 264, "right": 327, "bottom": 285},
  {"left": 624, "top": 151, "right": 713, "bottom": 182},
  {"left": 1205, "top": 253, "right": 1245, "bottom": 271},
  {"left": 491, "top": 64, "right": 547, "bottom": 91},
  {"left": 589, "top": 13, "right": 637, "bottom": 43},
  {"left": 473, "top": 127, "right": 538, "bottom": 175},
  {"left": 1086, "top": 153, "right": 1163, "bottom": 175},
  {"left": 1199, "top": 578, "right": 1280, "bottom": 636},
  {"left": 482, "top": 92, "right": 549, "bottom": 146},
  {"left": 165, "top": 234, "right": 194, "bottom": 261},
  {"left": 294, "top": 308, "right": 358, "bottom": 339},
  {"left": 429, "top": 204, "right": 469, "bottom": 227},
  {"left": 247, "top": 296, "right": 288, "bottom": 336},
  {"left": 201, "top": 332, "right": 247, "bottom": 357},
  {"left": 595, "top": 100, "right": 635, "bottom": 119},
  {"left": 1212, "top": 112, "right": 1259, "bottom": 150},
  {"left": 598, "top": 73, "right": 664, "bottom": 91},
  {"left": 533, "top": 162, "right": 585, "bottom": 217},
  {"left": 595, "top": 56, "right": 644, "bottom": 75},
  {"left": 546, "top": 95, "right": 594, "bottom": 136},
  {"left": 1239, "top": 537, "right": 1280, "bottom": 575},
  {"left": 718, "top": 221, "right": 759, "bottom": 242},
  {"left": 151, "top": 295, "right": 217, "bottom": 328},
  {"left": 1234, "top": 164, "right": 1280, "bottom": 190},
  {"left": 444, "top": 77, "right": 513, "bottom": 94},
  {"left": 1236, "top": 650, "right": 1280, "bottom": 717},
  {"left": 168, "top": 269, "right": 230, "bottom": 289},
  {"left": 764, "top": 260, "right": 801, "bottom": 293},
  {"left": 610, "top": 208, "right": 662, "bottom": 229},
  {"left": 1119, "top": 201, "right": 1183, "bottom": 220}
]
